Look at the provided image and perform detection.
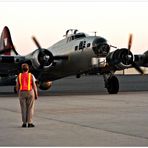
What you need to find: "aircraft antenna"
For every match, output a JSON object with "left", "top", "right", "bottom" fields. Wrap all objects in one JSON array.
[{"left": 94, "top": 31, "right": 97, "bottom": 36}]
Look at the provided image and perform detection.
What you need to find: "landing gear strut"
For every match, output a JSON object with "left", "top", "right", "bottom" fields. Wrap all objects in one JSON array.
[{"left": 103, "top": 74, "right": 119, "bottom": 94}]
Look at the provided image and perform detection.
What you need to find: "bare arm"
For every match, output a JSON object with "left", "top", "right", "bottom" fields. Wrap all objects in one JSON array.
[
  {"left": 32, "top": 75, "right": 38, "bottom": 100},
  {"left": 16, "top": 77, "right": 20, "bottom": 93}
]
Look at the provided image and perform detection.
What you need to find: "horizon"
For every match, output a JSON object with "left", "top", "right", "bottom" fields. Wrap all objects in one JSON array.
[{"left": 0, "top": 1, "right": 148, "bottom": 56}]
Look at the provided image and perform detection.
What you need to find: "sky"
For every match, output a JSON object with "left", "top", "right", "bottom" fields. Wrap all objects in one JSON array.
[{"left": 0, "top": 0, "right": 148, "bottom": 55}]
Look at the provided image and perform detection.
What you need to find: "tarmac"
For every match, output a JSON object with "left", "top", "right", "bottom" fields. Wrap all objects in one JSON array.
[{"left": 0, "top": 75, "right": 148, "bottom": 146}]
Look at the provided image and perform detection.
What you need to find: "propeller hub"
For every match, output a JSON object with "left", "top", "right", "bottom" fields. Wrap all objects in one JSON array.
[
  {"left": 38, "top": 48, "right": 54, "bottom": 68},
  {"left": 119, "top": 48, "right": 134, "bottom": 65},
  {"left": 32, "top": 36, "right": 54, "bottom": 69}
]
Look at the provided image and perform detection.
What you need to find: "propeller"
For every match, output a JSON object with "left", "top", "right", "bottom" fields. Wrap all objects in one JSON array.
[
  {"left": 127, "top": 34, "right": 144, "bottom": 74},
  {"left": 128, "top": 34, "right": 133, "bottom": 51},
  {"left": 32, "top": 36, "right": 44, "bottom": 61},
  {"left": 32, "top": 36, "right": 42, "bottom": 49},
  {"left": 32, "top": 36, "right": 68, "bottom": 61},
  {"left": 32, "top": 36, "right": 54, "bottom": 68},
  {"left": 131, "top": 61, "right": 144, "bottom": 74}
]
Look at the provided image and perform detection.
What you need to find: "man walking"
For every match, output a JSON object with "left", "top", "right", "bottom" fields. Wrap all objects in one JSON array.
[{"left": 16, "top": 63, "right": 38, "bottom": 128}]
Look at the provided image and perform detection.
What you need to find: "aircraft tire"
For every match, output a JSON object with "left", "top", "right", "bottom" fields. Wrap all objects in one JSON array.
[{"left": 107, "top": 76, "right": 119, "bottom": 94}]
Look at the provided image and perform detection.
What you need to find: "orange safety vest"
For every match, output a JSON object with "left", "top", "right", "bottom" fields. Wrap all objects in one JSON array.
[{"left": 18, "top": 72, "right": 33, "bottom": 91}]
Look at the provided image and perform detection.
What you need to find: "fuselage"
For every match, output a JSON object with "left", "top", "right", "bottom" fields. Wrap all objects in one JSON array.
[{"left": 40, "top": 32, "right": 109, "bottom": 81}]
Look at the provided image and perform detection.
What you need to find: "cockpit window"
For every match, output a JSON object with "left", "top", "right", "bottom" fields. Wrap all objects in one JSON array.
[
  {"left": 67, "top": 33, "right": 86, "bottom": 42},
  {"left": 74, "top": 33, "right": 86, "bottom": 39}
]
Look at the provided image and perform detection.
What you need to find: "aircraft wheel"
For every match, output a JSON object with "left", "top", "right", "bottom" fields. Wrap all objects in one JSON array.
[{"left": 107, "top": 76, "right": 119, "bottom": 94}]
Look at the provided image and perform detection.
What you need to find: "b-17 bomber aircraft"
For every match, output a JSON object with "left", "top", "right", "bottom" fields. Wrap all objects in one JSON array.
[{"left": 0, "top": 26, "right": 148, "bottom": 94}]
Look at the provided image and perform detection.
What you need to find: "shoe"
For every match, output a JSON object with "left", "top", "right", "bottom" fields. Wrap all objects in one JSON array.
[
  {"left": 28, "top": 123, "right": 35, "bottom": 128},
  {"left": 22, "top": 123, "right": 27, "bottom": 128}
]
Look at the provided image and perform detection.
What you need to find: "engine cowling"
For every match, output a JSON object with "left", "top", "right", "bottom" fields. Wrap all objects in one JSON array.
[
  {"left": 38, "top": 81, "right": 52, "bottom": 90},
  {"left": 134, "top": 50, "right": 148, "bottom": 67},
  {"left": 92, "top": 37, "right": 110, "bottom": 57},
  {"left": 106, "top": 48, "right": 134, "bottom": 70},
  {"left": 142, "top": 50, "right": 148, "bottom": 66},
  {"left": 27, "top": 48, "right": 54, "bottom": 70}
]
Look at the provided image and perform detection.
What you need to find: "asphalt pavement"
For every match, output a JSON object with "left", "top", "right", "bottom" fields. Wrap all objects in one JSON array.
[{"left": 0, "top": 75, "right": 148, "bottom": 146}]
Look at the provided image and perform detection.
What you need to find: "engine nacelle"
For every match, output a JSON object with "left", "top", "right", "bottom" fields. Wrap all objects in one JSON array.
[
  {"left": 92, "top": 37, "right": 110, "bottom": 57},
  {"left": 27, "top": 48, "right": 54, "bottom": 70},
  {"left": 106, "top": 48, "right": 134, "bottom": 70},
  {"left": 142, "top": 50, "right": 148, "bottom": 66},
  {"left": 38, "top": 81, "right": 52, "bottom": 90},
  {"left": 134, "top": 50, "right": 148, "bottom": 67}
]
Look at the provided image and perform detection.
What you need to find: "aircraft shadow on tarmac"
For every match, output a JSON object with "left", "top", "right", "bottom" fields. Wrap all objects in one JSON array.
[
  {"left": 1, "top": 75, "right": 148, "bottom": 97},
  {"left": 0, "top": 89, "right": 107, "bottom": 97}
]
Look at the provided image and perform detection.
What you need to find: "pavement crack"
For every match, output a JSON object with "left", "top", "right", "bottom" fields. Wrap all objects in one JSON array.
[{"left": 36, "top": 114, "right": 148, "bottom": 141}]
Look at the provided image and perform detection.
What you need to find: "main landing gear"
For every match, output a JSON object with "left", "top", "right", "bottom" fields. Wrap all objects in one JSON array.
[{"left": 103, "top": 74, "right": 119, "bottom": 94}]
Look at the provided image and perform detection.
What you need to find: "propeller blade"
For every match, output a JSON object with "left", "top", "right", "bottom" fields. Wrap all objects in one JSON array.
[
  {"left": 32, "top": 36, "right": 42, "bottom": 49},
  {"left": 110, "top": 45, "right": 117, "bottom": 49},
  {"left": 132, "top": 62, "right": 144, "bottom": 74},
  {"left": 128, "top": 33, "right": 133, "bottom": 50}
]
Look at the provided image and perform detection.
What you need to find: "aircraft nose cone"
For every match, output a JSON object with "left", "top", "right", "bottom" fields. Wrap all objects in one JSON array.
[{"left": 92, "top": 37, "right": 110, "bottom": 56}]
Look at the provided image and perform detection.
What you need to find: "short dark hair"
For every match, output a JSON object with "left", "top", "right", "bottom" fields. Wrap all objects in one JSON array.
[{"left": 21, "top": 63, "right": 29, "bottom": 72}]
